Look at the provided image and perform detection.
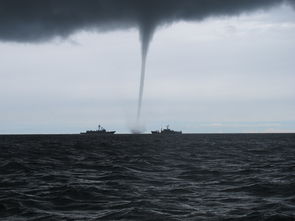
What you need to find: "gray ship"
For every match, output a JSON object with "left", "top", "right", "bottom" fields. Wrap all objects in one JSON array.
[
  {"left": 81, "top": 125, "right": 116, "bottom": 135},
  {"left": 151, "top": 125, "right": 182, "bottom": 134}
]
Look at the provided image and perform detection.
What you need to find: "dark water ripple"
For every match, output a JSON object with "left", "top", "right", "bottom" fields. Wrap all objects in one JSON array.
[{"left": 0, "top": 134, "right": 295, "bottom": 220}]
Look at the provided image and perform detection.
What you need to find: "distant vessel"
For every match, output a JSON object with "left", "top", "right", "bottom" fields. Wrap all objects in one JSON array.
[
  {"left": 81, "top": 125, "right": 116, "bottom": 135},
  {"left": 151, "top": 125, "right": 182, "bottom": 134}
]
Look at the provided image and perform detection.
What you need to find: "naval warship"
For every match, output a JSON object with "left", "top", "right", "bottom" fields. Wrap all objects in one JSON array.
[
  {"left": 151, "top": 125, "right": 182, "bottom": 134},
  {"left": 81, "top": 125, "right": 116, "bottom": 135}
]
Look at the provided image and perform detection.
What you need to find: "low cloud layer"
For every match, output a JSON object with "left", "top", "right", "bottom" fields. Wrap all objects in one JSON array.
[{"left": 0, "top": 0, "right": 294, "bottom": 43}]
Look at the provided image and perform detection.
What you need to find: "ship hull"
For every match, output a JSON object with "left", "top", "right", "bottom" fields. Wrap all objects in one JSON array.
[{"left": 80, "top": 131, "right": 116, "bottom": 135}]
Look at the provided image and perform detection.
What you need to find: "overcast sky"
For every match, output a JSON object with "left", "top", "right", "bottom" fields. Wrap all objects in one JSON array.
[{"left": 0, "top": 3, "right": 294, "bottom": 134}]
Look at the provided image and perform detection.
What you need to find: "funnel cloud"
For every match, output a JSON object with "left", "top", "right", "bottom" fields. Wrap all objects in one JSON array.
[{"left": 0, "top": 0, "right": 294, "bottom": 127}]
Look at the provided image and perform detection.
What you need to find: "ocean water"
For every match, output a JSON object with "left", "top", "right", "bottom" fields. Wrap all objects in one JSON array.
[{"left": 0, "top": 134, "right": 295, "bottom": 221}]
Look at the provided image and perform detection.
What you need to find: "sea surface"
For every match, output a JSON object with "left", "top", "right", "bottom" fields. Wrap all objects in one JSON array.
[{"left": 0, "top": 134, "right": 295, "bottom": 221}]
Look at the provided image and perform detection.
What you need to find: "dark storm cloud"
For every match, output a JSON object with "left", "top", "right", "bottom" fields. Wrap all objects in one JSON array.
[{"left": 0, "top": 0, "right": 294, "bottom": 43}]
